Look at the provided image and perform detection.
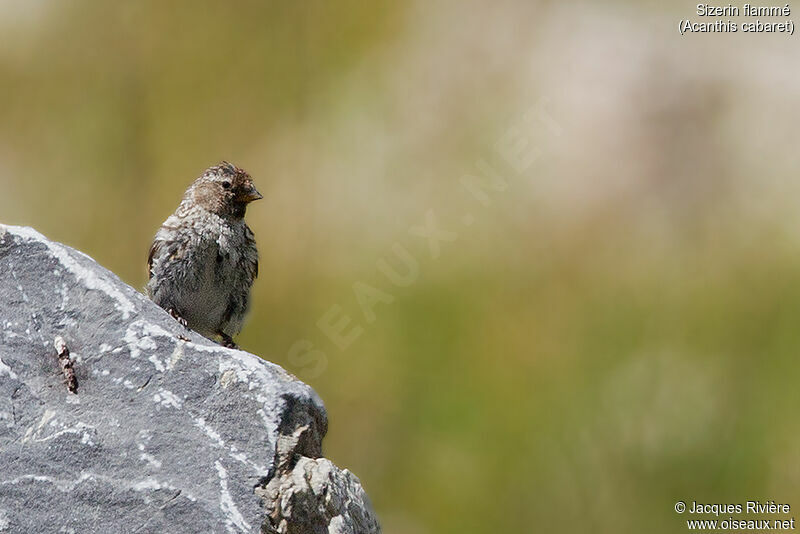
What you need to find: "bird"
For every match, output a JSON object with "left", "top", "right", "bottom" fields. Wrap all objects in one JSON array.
[{"left": 146, "top": 161, "right": 261, "bottom": 349}]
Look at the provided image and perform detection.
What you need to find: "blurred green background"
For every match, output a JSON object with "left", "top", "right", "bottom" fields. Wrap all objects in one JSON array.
[{"left": 2, "top": 1, "right": 800, "bottom": 532}]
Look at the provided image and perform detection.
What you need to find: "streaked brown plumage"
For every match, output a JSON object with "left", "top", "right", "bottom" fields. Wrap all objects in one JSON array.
[{"left": 146, "top": 162, "right": 261, "bottom": 348}]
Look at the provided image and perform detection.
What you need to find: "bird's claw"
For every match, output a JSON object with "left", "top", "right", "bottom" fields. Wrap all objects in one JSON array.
[
  {"left": 168, "top": 309, "right": 189, "bottom": 329},
  {"left": 219, "top": 333, "right": 238, "bottom": 350}
]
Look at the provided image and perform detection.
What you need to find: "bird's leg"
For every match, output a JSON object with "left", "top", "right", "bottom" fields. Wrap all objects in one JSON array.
[{"left": 218, "top": 333, "right": 238, "bottom": 350}]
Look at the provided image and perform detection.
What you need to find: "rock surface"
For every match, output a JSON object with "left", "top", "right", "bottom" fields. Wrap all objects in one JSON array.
[{"left": 0, "top": 225, "right": 380, "bottom": 534}]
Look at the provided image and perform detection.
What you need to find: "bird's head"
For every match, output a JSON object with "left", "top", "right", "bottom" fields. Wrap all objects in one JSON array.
[{"left": 189, "top": 161, "right": 262, "bottom": 219}]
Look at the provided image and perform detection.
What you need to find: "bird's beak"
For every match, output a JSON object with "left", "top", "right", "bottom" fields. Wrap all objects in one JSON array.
[{"left": 237, "top": 185, "right": 263, "bottom": 203}]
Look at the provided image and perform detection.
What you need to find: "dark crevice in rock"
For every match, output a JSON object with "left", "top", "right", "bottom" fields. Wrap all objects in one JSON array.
[
  {"left": 256, "top": 395, "right": 379, "bottom": 534},
  {"left": 137, "top": 374, "right": 153, "bottom": 391}
]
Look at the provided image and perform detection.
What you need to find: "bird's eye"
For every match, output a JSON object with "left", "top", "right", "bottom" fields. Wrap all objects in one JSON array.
[{"left": 222, "top": 181, "right": 231, "bottom": 190}]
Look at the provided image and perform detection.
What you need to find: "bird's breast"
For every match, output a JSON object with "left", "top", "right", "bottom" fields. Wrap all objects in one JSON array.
[{"left": 175, "top": 226, "right": 249, "bottom": 334}]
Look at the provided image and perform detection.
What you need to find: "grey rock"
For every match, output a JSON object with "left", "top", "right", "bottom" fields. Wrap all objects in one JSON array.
[
  {"left": 0, "top": 225, "right": 380, "bottom": 534},
  {"left": 260, "top": 458, "right": 381, "bottom": 534}
]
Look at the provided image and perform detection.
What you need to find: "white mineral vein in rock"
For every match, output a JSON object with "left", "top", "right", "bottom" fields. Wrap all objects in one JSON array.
[
  {"left": 153, "top": 388, "right": 183, "bottom": 409},
  {"left": 0, "top": 358, "right": 17, "bottom": 380},
  {"left": 195, "top": 419, "right": 268, "bottom": 473},
  {"left": 215, "top": 461, "right": 251, "bottom": 533},
  {"left": 2, "top": 473, "right": 94, "bottom": 492},
  {"left": 5, "top": 225, "right": 136, "bottom": 319},
  {"left": 194, "top": 417, "right": 225, "bottom": 448},
  {"left": 139, "top": 453, "right": 162, "bottom": 469},
  {"left": 124, "top": 320, "right": 167, "bottom": 372}
]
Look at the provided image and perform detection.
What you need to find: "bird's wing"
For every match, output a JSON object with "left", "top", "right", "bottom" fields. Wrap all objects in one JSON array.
[
  {"left": 245, "top": 224, "right": 258, "bottom": 280},
  {"left": 147, "top": 239, "right": 163, "bottom": 280}
]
